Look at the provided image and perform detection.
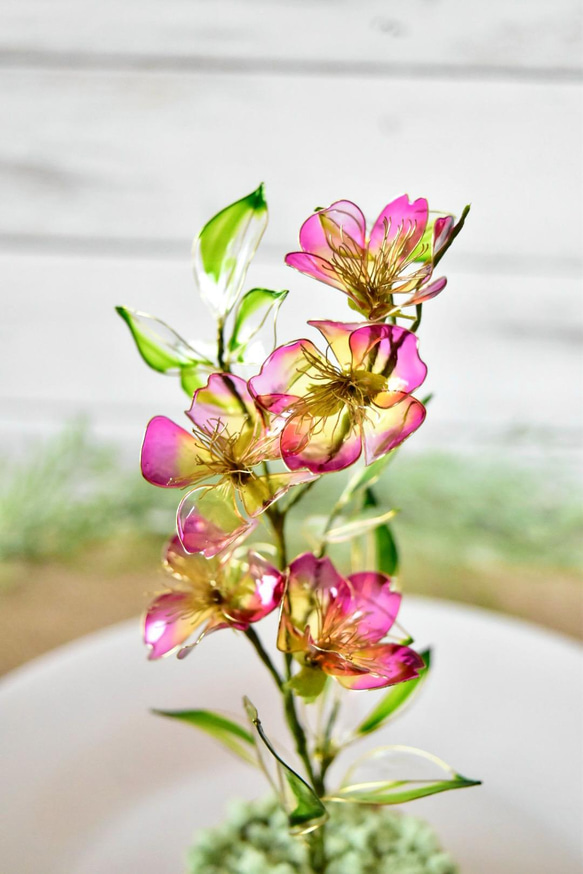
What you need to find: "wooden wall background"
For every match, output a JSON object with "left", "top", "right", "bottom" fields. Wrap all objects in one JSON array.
[{"left": 1, "top": 0, "right": 581, "bottom": 466}]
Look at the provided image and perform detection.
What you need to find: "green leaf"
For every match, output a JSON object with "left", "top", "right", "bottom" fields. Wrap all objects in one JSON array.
[
  {"left": 355, "top": 650, "right": 431, "bottom": 736},
  {"left": 179, "top": 364, "right": 209, "bottom": 396},
  {"left": 328, "top": 745, "right": 480, "bottom": 805},
  {"left": 152, "top": 708, "right": 257, "bottom": 766},
  {"left": 193, "top": 185, "right": 268, "bottom": 317},
  {"left": 363, "top": 487, "right": 399, "bottom": 575},
  {"left": 285, "top": 666, "right": 327, "bottom": 702},
  {"left": 326, "top": 508, "right": 397, "bottom": 544},
  {"left": 116, "top": 307, "right": 211, "bottom": 373},
  {"left": 243, "top": 697, "right": 328, "bottom": 835},
  {"left": 336, "top": 452, "right": 397, "bottom": 510},
  {"left": 228, "top": 287, "right": 288, "bottom": 359}
]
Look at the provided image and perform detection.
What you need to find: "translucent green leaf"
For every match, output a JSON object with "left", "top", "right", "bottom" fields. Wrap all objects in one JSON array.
[
  {"left": 286, "top": 666, "right": 328, "bottom": 703},
  {"left": 355, "top": 650, "right": 431, "bottom": 736},
  {"left": 179, "top": 365, "right": 209, "bottom": 396},
  {"left": 243, "top": 697, "right": 328, "bottom": 834},
  {"left": 116, "top": 307, "right": 210, "bottom": 373},
  {"left": 328, "top": 745, "right": 480, "bottom": 805},
  {"left": 228, "top": 287, "right": 288, "bottom": 359},
  {"left": 336, "top": 452, "right": 397, "bottom": 510},
  {"left": 153, "top": 708, "right": 257, "bottom": 766},
  {"left": 326, "top": 508, "right": 397, "bottom": 544},
  {"left": 193, "top": 185, "right": 268, "bottom": 317},
  {"left": 363, "top": 487, "right": 399, "bottom": 575}
]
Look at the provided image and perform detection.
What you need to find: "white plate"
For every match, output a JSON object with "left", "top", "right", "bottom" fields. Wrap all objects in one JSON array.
[{"left": 1, "top": 597, "right": 581, "bottom": 874}]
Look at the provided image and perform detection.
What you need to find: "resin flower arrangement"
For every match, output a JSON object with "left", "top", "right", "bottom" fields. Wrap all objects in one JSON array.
[{"left": 118, "top": 184, "right": 477, "bottom": 872}]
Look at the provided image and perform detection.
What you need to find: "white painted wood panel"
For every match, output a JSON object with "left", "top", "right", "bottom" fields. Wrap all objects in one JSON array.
[
  {"left": 1, "top": 253, "right": 581, "bottom": 458},
  {"left": 1, "top": 70, "right": 581, "bottom": 267},
  {"left": 1, "top": 0, "right": 581, "bottom": 74}
]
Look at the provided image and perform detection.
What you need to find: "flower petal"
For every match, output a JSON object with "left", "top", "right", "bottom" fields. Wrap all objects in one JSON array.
[
  {"left": 363, "top": 398, "right": 426, "bottom": 464},
  {"left": 281, "top": 408, "right": 362, "bottom": 474},
  {"left": 308, "top": 319, "right": 366, "bottom": 369},
  {"left": 239, "top": 470, "right": 315, "bottom": 517},
  {"left": 178, "top": 482, "right": 255, "bottom": 557},
  {"left": 299, "top": 201, "right": 366, "bottom": 258},
  {"left": 249, "top": 340, "right": 327, "bottom": 414},
  {"left": 140, "top": 416, "right": 209, "bottom": 488},
  {"left": 433, "top": 215, "right": 455, "bottom": 256},
  {"left": 349, "top": 324, "right": 427, "bottom": 393},
  {"left": 335, "top": 644, "right": 425, "bottom": 690},
  {"left": 403, "top": 276, "right": 447, "bottom": 306},
  {"left": 368, "top": 195, "right": 428, "bottom": 256},
  {"left": 144, "top": 591, "right": 215, "bottom": 660},
  {"left": 278, "top": 553, "right": 346, "bottom": 652},
  {"left": 223, "top": 552, "right": 284, "bottom": 624},
  {"left": 342, "top": 573, "right": 401, "bottom": 642},
  {"left": 163, "top": 534, "right": 221, "bottom": 583},
  {"left": 284, "top": 252, "right": 347, "bottom": 290}
]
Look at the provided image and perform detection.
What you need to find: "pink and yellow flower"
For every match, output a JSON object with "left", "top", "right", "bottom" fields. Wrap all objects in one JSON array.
[
  {"left": 249, "top": 320, "right": 426, "bottom": 474},
  {"left": 144, "top": 535, "right": 284, "bottom": 659},
  {"left": 278, "top": 553, "right": 424, "bottom": 690},
  {"left": 141, "top": 373, "right": 312, "bottom": 556},
  {"left": 285, "top": 196, "right": 454, "bottom": 321}
]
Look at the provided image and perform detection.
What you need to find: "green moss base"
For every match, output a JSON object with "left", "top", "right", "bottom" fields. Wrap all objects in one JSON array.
[{"left": 188, "top": 797, "right": 458, "bottom": 874}]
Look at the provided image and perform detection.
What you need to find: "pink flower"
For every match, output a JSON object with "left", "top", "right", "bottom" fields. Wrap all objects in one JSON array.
[
  {"left": 141, "top": 373, "right": 313, "bottom": 556},
  {"left": 278, "top": 553, "right": 424, "bottom": 690},
  {"left": 285, "top": 196, "right": 454, "bottom": 321},
  {"left": 249, "top": 320, "right": 426, "bottom": 474},
  {"left": 144, "top": 536, "right": 284, "bottom": 659}
]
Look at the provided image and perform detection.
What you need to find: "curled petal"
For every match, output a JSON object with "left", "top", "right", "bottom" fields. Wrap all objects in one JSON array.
[
  {"left": 281, "top": 408, "right": 362, "bottom": 474},
  {"left": 163, "top": 534, "right": 221, "bottom": 583},
  {"left": 368, "top": 195, "right": 428, "bottom": 256},
  {"left": 239, "top": 470, "right": 315, "bottom": 517},
  {"left": 433, "top": 215, "right": 455, "bottom": 256},
  {"left": 178, "top": 483, "right": 255, "bottom": 557},
  {"left": 333, "top": 644, "right": 425, "bottom": 690},
  {"left": 403, "top": 276, "right": 447, "bottom": 307},
  {"left": 144, "top": 591, "right": 215, "bottom": 660},
  {"left": 363, "top": 398, "right": 426, "bottom": 465},
  {"left": 141, "top": 416, "right": 209, "bottom": 488},
  {"left": 299, "top": 200, "right": 367, "bottom": 257}
]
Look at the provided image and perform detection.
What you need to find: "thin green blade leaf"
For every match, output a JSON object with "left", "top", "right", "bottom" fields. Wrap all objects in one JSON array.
[
  {"left": 363, "top": 487, "right": 399, "bottom": 575},
  {"left": 326, "top": 508, "right": 397, "bottom": 544},
  {"left": 355, "top": 650, "right": 431, "bottom": 736},
  {"left": 228, "top": 287, "right": 288, "bottom": 358},
  {"left": 328, "top": 745, "right": 480, "bottom": 806},
  {"left": 193, "top": 185, "right": 268, "bottom": 317},
  {"left": 243, "top": 697, "right": 328, "bottom": 834},
  {"left": 153, "top": 708, "right": 257, "bottom": 766},
  {"left": 116, "top": 307, "right": 210, "bottom": 373},
  {"left": 335, "top": 452, "right": 397, "bottom": 510}
]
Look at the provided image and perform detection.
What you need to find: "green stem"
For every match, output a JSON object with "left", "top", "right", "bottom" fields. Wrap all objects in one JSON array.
[
  {"left": 411, "top": 303, "right": 423, "bottom": 333},
  {"left": 308, "top": 827, "right": 327, "bottom": 873},
  {"left": 217, "top": 317, "right": 227, "bottom": 370},
  {"left": 244, "top": 627, "right": 283, "bottom": 691}
]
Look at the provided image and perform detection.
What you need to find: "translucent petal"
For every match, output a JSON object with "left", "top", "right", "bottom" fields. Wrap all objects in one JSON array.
[
  {"left": 334, "top": 643, "right": 425, "bottom": 690},
  {"left": 186, "top": 373, "right": 264, "bottom": 452},
  {"left": 368, "top": 195, "right": 428, "bottom": 256},
  {"left": 140, "top": 416, "right": 210, "bottom": 488},
  {"left": 343, "top": 573, "right": 401, "bottom": 642},
  {"left": 239, "top": 470, "right": 315, "bottom": 517},
  {"left": 349, "top": 324, "right": 427, "bottom": 394},
  {"left": 298, "top": 200, "right": 366, "bottom": 258},
  {"left": 143, "top": 591, "right": 215, "bottom": 660},
  {"left": 362, "top": 398, "right": 426, "bottom": 464},
  {"left": 249, "top": 339, "right": 328, "bottom": 414},
  {"left": 403, "top": 276, "right": 447, "bottom": 306},
  {"left": 177, "top": 482, "right": 255, "bottom": 557},
  {"left": 308, "top": 319, "right": 365, "bottom": 369},
  {"left": 284, "top": 251, "right": 347, "bottom": 291},
  {"left": 223, "top": 552, "right": 284, "bottom": 624},
  {"left": 278, "top": 553, "right": 345, "bottom": 652},
  {"left": 281, "top": 409, "right": 362, "bottom": 474}
]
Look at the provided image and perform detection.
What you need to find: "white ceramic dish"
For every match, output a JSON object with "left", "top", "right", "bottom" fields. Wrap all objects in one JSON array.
[{"left": 1, "top": 597, "right": 581, "bottom": 873}]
